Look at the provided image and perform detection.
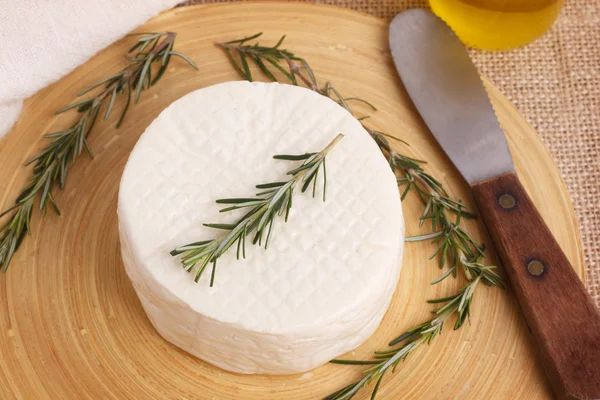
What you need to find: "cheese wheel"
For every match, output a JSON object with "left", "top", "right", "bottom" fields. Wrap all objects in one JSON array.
[{"left": 118, "top": 81, "right": 404, "bottom": 374}]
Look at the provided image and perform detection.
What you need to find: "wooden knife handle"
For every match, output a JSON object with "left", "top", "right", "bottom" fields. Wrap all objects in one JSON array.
[{"left": 471, "top": 172, "right": 600, "bottom": 400}]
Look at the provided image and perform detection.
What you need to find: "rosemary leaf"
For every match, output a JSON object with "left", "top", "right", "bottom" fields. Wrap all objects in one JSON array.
[
  {"left": 405, "top": 231, "right": 443, "bottom": 242},
  {"left": 168, "top": 51, "right": 198, "bottom": 70}
]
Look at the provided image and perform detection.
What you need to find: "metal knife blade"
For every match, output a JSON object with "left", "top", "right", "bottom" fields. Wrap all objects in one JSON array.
[{"left": 389, "top": 9, "right": 515, "bottom": 185}]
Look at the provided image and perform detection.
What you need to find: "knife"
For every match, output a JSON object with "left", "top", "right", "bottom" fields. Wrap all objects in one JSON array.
[{"left": 389, "top": 9, "right": 600, "bottom": 400}]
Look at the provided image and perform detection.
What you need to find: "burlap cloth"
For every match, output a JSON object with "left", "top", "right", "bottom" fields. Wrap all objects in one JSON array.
[{"left": 182, "top": 0, "right": 600, "bottom": 306}]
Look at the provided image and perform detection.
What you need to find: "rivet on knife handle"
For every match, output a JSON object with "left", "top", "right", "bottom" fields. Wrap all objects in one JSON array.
[
  {"left": 498, "top": 193, "right": 516, "bottom": 210},
  {"left": 472, "top": 171, "right": 600, "bottom": 400}
]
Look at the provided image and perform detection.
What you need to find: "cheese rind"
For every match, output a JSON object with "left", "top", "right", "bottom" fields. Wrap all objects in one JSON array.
[{"left": 118, "top": 81, "right": 404, "bottom": 374}]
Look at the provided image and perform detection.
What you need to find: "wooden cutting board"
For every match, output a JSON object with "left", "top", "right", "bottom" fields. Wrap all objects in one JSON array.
[{"left": 0, "top": 3, "right": 584, "bottom": 399}]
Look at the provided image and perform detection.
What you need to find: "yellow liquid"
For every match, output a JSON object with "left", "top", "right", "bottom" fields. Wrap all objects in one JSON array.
[{"left": 430, "top": 0, "right": 564, "bottom": 50}]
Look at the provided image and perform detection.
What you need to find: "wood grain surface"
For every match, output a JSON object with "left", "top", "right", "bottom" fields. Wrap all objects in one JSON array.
[{"left": 0, "top": 3, "right": 585, "bottom": 399}]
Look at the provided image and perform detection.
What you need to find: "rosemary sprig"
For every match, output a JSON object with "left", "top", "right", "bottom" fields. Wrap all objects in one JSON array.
[
  {"left": 217, "top": 33, "right": 504, "bottom": 400},
  {"left": 0, "top": 32, "right": 197, "bottom": 273},
  {"left": 171, "top": 134, "right": 343, "bottom": 287},
  {"left": 326, "top": 276, "right": 482, "bottom": 400},
  {"left": 216, "top": 33, "right": 376, "bottom": 119},
  {"left": 376, "top": 134, "right": 504, "bottom": 287}
]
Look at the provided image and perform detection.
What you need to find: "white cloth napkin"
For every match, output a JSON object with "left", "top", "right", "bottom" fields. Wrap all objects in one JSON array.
[{"left": 0, "top": 0, "right": 180, "bottom": 138}]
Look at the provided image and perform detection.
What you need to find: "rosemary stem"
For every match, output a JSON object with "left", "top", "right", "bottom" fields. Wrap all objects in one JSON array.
[
  {"left": 406, "top": 167, "right": 481, "bottom": 282},
  {"left": 283, "top": 56, "right": 318, "bottom": 91},
  {"left": 408, "top": 168, "right": 439, "bottom": 200},
  {"left": 320, "top": 133, "right": 344, "bottom": 155},
  {"left": 406, "top": 168, "right": 476, "bottom": 278},
  {"left": 407, "top": 167, "right": 452, "bottom": 222}
]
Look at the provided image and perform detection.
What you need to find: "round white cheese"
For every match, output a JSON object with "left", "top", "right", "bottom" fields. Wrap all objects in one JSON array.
[{"left": 118, "top": 81, "right": 404, "bottom": 375}]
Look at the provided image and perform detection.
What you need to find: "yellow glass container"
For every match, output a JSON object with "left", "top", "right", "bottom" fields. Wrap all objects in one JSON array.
[{"left": 429, "top": 0, "right": 564, "bottom": 50}]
